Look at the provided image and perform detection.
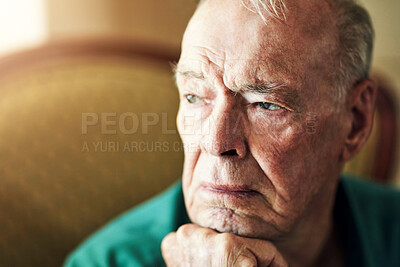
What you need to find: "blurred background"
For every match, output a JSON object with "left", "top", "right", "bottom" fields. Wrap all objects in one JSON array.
[{"left": 0, "top": 0, "right": 398, "bottom": 266}]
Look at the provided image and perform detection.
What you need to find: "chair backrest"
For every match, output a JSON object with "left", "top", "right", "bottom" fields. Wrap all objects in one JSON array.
[{"left": 0, "top": 39, "right": 183, "bottom": 266}]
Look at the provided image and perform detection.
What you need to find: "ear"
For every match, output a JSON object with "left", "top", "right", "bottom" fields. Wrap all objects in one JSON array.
[{"left": 341, "top": 78, "right": 377, "bottom": 161}]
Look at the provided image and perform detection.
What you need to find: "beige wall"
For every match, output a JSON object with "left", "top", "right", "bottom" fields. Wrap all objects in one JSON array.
[{"left": 46, "top": 0, "right": 198, "bottom": 48}]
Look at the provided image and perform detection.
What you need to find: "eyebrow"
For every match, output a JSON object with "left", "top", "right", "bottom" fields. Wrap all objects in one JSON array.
[
  {"left": 174, "top": 64, "right": 287, "bottom": 92},
  {"left": 172, "top": 64, "right": 205, "bottom": 80},
  {"left": 240, "top": 83, "right": 301, "bottom": 111},
  {"left": 240, "top": 83, "right": 288, "bottom": 94}
]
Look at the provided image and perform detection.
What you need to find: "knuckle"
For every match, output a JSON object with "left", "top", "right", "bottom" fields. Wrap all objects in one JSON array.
[
  {"left": 200, "top": 227, "right": 214, "bottom": 239},
  {"left": 176, "top": 224, "right": 193, "bottom": 237},
  {"left": 215, "top": 233, "right": 236, "bottom": 252},
  {"left": 178, "top": 224, "right": 214, "bottom": 241}
]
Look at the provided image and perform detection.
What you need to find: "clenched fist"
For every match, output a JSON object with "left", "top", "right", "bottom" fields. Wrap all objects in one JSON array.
[{"left": 161, "top": 224, "right": 288, "bottom": 267}]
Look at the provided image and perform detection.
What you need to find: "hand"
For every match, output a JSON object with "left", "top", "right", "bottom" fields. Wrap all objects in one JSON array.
[{"left": 161, "top": 224, "right": 288, "bottom": 267}]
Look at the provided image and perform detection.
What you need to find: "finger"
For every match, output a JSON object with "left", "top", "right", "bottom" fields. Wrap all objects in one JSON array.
[
  {"left": 175, "top": 224, "right": 215, "bottom": 265},
  {"left": 243, "top": 239, "right": 288, "bottom": 267},
  {"left": 233, "top": 253, "right": 258, "bottom": 267},
  {"left": 161, "top": 232, "right": 177, "bottom": 265},
  {"left": 215, "top": 233, "right": 287, "bottom": 267}
]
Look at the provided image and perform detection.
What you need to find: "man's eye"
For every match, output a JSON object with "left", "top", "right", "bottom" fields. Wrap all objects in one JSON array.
[
  {"left": 186, "top": 94, "right": 202, "bottom": 104},
  {"left": 257, "top": 102, "right": 282, "bottom": 110}
]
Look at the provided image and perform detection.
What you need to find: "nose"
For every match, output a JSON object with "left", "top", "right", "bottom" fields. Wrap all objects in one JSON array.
[{"left": 200, "top": 100, "right": 247, "bottom": 159}]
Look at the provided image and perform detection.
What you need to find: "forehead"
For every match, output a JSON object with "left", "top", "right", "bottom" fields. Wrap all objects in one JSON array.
[{"left": 179, "top": 0, "right": 337, "bottom": 89}]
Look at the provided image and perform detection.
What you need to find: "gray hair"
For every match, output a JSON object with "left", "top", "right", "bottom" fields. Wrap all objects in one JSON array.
[
  {"left": 239, "top": 0, "right": 288, "bottom": 21},
  {"left": 198, "top": 0, "right": 374, "bottom": 101},
  {"left": 332, "top": 0, "right": 374, "bottom": 100},
  {"left": 198, "top": 0, "right": 288, "bottom": 21}
]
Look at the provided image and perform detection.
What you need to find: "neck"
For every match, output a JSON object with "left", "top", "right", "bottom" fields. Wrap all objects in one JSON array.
[{"left": 274, "top": 178, "right": 340, "bottom": 267}]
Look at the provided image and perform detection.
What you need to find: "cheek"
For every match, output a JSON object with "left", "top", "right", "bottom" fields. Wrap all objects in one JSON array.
[
  {"left": 177, "top": 107, "right": 202, "bottom": 156},
  {"left": 249, "top": 115, "right": 327, "bottom": 202},
  {"left": 249, "top": 112, "right": 345, "bottom": 203},
  {"left": 177, "top": 108, "right": 202, "bottom": 204},
  {"left": 177, "top": 106, "right": 198, "bottom": 137},
  {"left": 177, "top": 104, "right": 211, "bottom": 141},
  {"left": 251, "top": 117, "right": 310, "bottom": 172}
]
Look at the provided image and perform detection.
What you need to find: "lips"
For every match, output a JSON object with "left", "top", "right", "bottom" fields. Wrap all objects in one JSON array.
[{"left": 201, "top": 184, "right": 260, "bottom": 198}]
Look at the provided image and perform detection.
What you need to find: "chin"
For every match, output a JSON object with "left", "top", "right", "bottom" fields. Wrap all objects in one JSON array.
[{"left": 190, "top": 206, "right": 283, "bottom": 240}]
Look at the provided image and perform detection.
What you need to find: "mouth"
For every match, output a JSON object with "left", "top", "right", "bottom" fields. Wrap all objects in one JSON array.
[{"left": 201, "top": 184, "right": 260, "bottom": 198}]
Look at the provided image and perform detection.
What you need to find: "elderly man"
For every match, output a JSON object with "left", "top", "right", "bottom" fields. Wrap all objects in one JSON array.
[{"left": 65, "top": 0, "right": 400, "bottom": 266}]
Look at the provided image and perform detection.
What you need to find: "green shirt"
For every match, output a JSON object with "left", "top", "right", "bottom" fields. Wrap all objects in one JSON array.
[{"left": 64, "top": 176, "right": 400, "bottom": 267}]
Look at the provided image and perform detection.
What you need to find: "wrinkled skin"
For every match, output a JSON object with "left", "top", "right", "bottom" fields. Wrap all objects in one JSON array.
[
  {"left": 162, "top": 224, "right": 288, "bottom": 267},
  {"left": 162, "top": 0, "right": 376, "bottom": 266}
]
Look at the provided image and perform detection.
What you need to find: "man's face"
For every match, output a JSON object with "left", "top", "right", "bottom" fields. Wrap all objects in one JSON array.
[{"left": 176, "top": 0, "right": 348, "bottom": 240}]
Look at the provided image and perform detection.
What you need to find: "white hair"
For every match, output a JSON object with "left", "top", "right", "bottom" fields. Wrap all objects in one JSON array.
[
  {"left": 198, "top": 0, "right": 288, "bottom": 21},
  {"left": 240, "top": 0, "right": 288, "bottom": 21}
]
